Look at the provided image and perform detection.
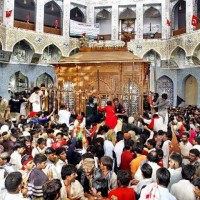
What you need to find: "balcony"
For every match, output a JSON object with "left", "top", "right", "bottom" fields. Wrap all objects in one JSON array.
[
  {"left": 44, "top": 25, "right": 62, "bottom": 35},
  {"left": 14, "top": 20, "right": 35, "bottom": 31},
  {"left": 172, "top": 28, "right": 186, "bottom": 36},
  {"left": 143, "top": 33, "right": 162, "bottom": 39}
]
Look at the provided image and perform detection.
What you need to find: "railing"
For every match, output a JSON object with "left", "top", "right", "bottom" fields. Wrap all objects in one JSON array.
[
  {"left": 143, "top": 33, "right": 162, "bottom": 39},
  {"left": 14, "top": 20, "right": 35, "bottom": 31},
  {"left": 172, "top": 28, "right": 186, "bottom": 36},
  {"left": 44, "top": 26, "right": 62, "bottom": 35},
  {"left": 120, "top": 32, "right": 135, "bottom": 42}
]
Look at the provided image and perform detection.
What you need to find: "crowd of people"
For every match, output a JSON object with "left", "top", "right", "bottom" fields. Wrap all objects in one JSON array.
[{"left": 1, "top": 89, "right": 200, "bottom": 200}]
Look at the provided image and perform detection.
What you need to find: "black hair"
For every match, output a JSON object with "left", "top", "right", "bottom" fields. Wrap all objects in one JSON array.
[
  {"left": 147, "top": 151, "right": 159, "bottom": 163},
  {"left": 147, "top": 139, "right": 156, "bottom": 148},
  {"left": 43, "top": 179, "right": 62, "bottom": 200},
  {"left": 194, "top": 137, "right": 200, "bottom": 145},
  {"left": 182, "top": 164, "right": 196, "bottom": 181},
  {"left": 156, "top": 168, "right": 171, "bottom": 187},
  {"left": 169, "top": 152, "right": 182, "bottom": 166},
  {"left": 100, "top": 156, "right": 113, "bottom": 171},
  {"left": 5, "top": 172, "right": 22, "bottom": 192},
  {"left": 182, "top": 132, "right": 190, "bottom": 138},
  {"left": 56, "top": 132, "right": 64, "bottom": 137},
  {"left": 33, "top": 154, "right": 47, "bottom": 165},
  {"left": 33, "top": 86, "right": 40, "bottom": 92},
  {"left": 82, "top": 152, "right": 94, "bottom": 160},
  {"left": 21, "top": 154, "right": 33, "bottom": 165},
  {"left": 141, "top": 163, "right": 152, "bottom": 178},
  {"left": 47, "top": 128, "right": 54, "bottom": 134},
  {"left": 192, "top": 178, "right": 200, "bottom": 189},
  {"left": 133, "top": 142, "right": 144, "bottom": 154},
  {"left": 14, "top": 142, "right": 25, "bottom": 150},
  {"left": 37, "top": 137, "right": 46, "bottom": 145},
  {"left": 116, "top": 131, "right": 124, "bottom": 142},
  {"left": 156, "top": 149, "right": 163, "bottom": 159},
  {"left": 117, "top": 170, "right": 130, "bottom": 186},
  {"left": 61, "top": 164, "right": 77, "bottom": 180},
  {"left": 189, "top": 148, "right": 200, "bottom": 157},
  {"left": 56, "top": 147, "right": 66, "bottom": 156},
  {"left": 107, "top": 101, "right": 112, "bottom": 106},
  {"left": 161, "top": 93, "right": 168, "bottom": 100}
]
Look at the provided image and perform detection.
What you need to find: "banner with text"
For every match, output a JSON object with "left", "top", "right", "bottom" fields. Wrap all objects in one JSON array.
[{"left": 70, "top": 20, "right": 99, "bottom": 38}]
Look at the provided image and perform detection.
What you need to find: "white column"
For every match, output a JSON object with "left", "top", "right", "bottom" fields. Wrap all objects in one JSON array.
[
  {"left": 186, "top": 0, "right": 194, "bottom": 33},
  {"left": 62, "top": 0, "right": 70, "bottom": 38},
  {"left": 35, "top": 0, "right": 44, "bottom": 33},
  {"left": 86, "top": 4, "right": 95, "bottom": 24},
  {"left": 2, "top": 0, "right": 14, "bottom": 28},
  {"left": 161, "top": 0, "right": 170, "bottom": 39},
  {"left": 111, "top": 5, "right": 119, "bottom": 40},
  {"left": 135, "top": 4, "right": 143, "bottom": 40}
]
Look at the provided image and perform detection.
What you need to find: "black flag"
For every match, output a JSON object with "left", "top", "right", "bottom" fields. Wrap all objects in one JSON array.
[{"left": 177, "top": 96, "right": 185, "bottom": 106}]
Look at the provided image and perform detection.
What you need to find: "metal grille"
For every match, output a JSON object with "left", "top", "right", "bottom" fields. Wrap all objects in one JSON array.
[{"left": 122, "top": 81, "right": 139, "bottom": 115}]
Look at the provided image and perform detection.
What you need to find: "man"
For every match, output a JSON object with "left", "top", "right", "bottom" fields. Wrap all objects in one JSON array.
[
  {"left": 189, "top": 148, "right": 200, "bottom": 177},
  {"left": 140, "top": 168, "right": 176, "bottom": 200},
  {"left": 60, "top": 164, "right": 86, "bottom": 200},
  {"left": 29, "top": 87, "right": 43, "bottom": 112},
  {"left": 146, "top": 139, "right": 156, "bottom": 153},
  {"left": 58, "top": 104, "right": 71, "bottom": 127},
  {"left": 180, "top": 132, "right": 193, "bottom": 165},
  {"left": 86, "top": 96, "right": 97, "bottom": 127},
  {"left": 113, "top": 98, "right": 126, "bottom": 117},
  {"left": 162, "top": 132, "right": 172, "bottom": 168},
  {"left": 42, "top": 179, "right": 62, "bottom": 200},
  {"left": 108, "top": 170, "right": 136, "bottom": 200},
  {"left": 152, "top": 93, "right": 170, "bottom": 132},
  {"left": 2, "top": 172, "right": 30, "bottom": 200},
  {"left": 0, "top": 96, "right": 8, "bottom": 121},
  {"left": 192, "top": 136, "right": 200, "bottom": 152},
  {"left": 170, "top": 164, "right": 196, "bottom": 200},
  {"left": 168, "top": 152, "right": 183, "bottom": 190},
  {"left": 27, "top": 154, "right": 49, "bottom": 199}
]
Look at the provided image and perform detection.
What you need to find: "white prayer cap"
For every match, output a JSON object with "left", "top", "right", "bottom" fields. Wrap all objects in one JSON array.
[
  {"left": 128, "top": 116, "right": 134, "bottom": 124},
  {"left": 0, "top": 125, "right": 9, "bottom": 134},
  {"left": 23, "top": 131, "right": 30, "bottom": 137}
]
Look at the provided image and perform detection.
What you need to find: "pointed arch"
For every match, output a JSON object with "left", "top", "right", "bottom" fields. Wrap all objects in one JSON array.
[
  {"left": 192, "top": 42, "right": 200, "bottom": 60},
  {"left": 11, "top": 39, "right": 35, "bottom": 52},
  {"left": 143, "top": 7, "right": 161, "bottom": 35},
  {"left": 171, "top": 0, "right": 186, "bottom": 31},
  {"left": 44, "top": 1, "right": 62, "bottom": 35},
  {"left": 42, "top": 43, "right": 62, "bottom": 54},
  {"left": 8, "top": 71, "right": 29, "bottom": 95},
  {"left": 170, "top": 46, "right": 186, "bottom": 67},
  {"left": 70, "top": 7, "right": 85, "bottom": 22},
  {"left": 143, "top": 49, "right": 161, "bottom": 67},
  {"left": 157, "top": 75, "right": 174, "bottom": 105},
  {"left": 36, "top": 73, "right": 53, "bottom": 88},
  {"left": 96, "top": 9, "right": 112, "bottom": 35},
  {"left": 184, "top": 75, "right": 198, "bottom": 106},
  {"left": 40, "top": 44, "right": 62, "bottom": 63},
  {"left": 119, "top": 8, "right": 136, "bottom": 19}
]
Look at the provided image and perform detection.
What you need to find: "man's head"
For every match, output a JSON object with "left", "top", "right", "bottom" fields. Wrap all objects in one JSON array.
[
  {"left": 61, "top": 164, "right": 77, "bottom": 182},
  {"left": 113, "top": 98, "right": 119, "bottom": 107},
  {"left": 156, "top": 168, "right": 171, "bottom": 187},
  {"left": 5, "top": 172, "right": 22, "bottom": 193},
  {"left": 33, "top": 86, "right": 40, "bottom": 94},
  {"left": 82, "top": 157, "right": 95, "bottom": 176},
  {"left": 33, "top": 154, "right": 47, "bottom": 169},
  {"left": 161, "top": 93, "right": 168, "bottom": 100},
  {"left": 169, "top": 152, "right": 182, "bottom": 169},
  {"left": 56, "top": 147, "right": 67, "bottom": 161},
  {"left": 43, "top": 179, "right": 62, "bottom": 200},
  {"left": 21, "top": 155, "right": 34, "bottom": 171},
  {"left": 146, "top": 139, "right": 156, "bottom": 150},
  {"left": 0, "top": 152, "right": 10, "bottom": 166},
  {"left": 141, "top": 163, "right": 152, "bottom": 179},
  {"left": 182, "top": 164, "right": 196, "bottom": 181},
  {"left": 99, "top": 156, "right": 113, "bottom": 171},
  {"left": 117, "top": 170, "right": 130, "bottom": 187},
  {"left": 45, "top": 147, "right": 56, "bottom": 162},
  {"left": 182, "top": 132, "right": 190, "bottom": 143},
  {"left": 147, "top": 151, "right": 158, "bottom": 163},
  {"left": 189, "top": 149, "right": 200, "bottom": 163}
]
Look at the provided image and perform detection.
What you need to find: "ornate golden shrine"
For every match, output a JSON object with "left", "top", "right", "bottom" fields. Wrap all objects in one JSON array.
[{"left": 54, "top": 47, "right": 150, "bottom": 115}]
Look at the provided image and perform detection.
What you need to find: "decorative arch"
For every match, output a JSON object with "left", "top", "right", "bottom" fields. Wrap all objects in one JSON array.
[
  {"left": 143, "top": 49, "right": 161, "bottom": 67},
  {"left": 44, "top": 1, "right": 62, "bottom": 34},
  {"left": 14, "top": 0, "right": 36, "bottom": 26},
  {"left": 70, "top": 7, "right": 85, "bottom": 22},
  {"left": 68, "top": 48, "right": 79, "bottom": 56},
  {"left": 8, "top": 71, "right": 29, "bottom": 95},
  {"left": 10, "top": 39, "right": 35, "bottom": 63},
  {"left": 40, "top": 44, "right": 62, "bottom": 63},
  {"left": 184, "top": 75, "right": 198, "bottom": 106},
  {"left": 143, "top": 7, "right": 161, "bottom": 35},
  {"left": 192, "top": 42, "right": 200, "bottom": 60},
  {"left": 96, "top": 9, "right": 111, "bottom": 35},
  {"left": 171, "top": 0, "right": 186, "bottom": 31},
  {"left": 157, "top": 75, "right": 174, "bottom": 105},
  {"left": 36, "top": 73, "right": 53, "bottom": 88},
  {"left": 170, "top": 46, "right": 186, "bottom": 67},
  {"left": 119, "top": 8, "right": 136, "bottom": 19},
  {"left": 11, "top": 39, "right": 35, "bottom": 52}
]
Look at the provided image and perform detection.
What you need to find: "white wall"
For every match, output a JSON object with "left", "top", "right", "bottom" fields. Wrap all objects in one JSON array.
[
  {"left": 143, "top": 17, "right": 161, "bottom": 33},
  {"left": 97, "top": 19, "right": 111, "bottom": 34}
]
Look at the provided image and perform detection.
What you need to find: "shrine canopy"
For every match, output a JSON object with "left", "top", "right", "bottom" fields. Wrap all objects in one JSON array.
[{"left": 57, "top": 48, "right": 146, "bottom": 65}]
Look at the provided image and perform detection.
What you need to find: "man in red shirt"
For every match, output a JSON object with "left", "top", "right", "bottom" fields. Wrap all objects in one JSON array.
[{"left": 108, "top": 170, "right": 136, "bottom": 200}]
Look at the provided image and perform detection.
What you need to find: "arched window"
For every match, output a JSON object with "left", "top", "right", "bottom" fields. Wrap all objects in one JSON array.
[
  {"left": 170, "top": 46, "right": 186, "bottom": 68},
  {"left": 14, "top": 0, "right": 36, "bottom": 30},
  {"left": 70, "top": 7, "right": 85, "bottom": 22},
  {"left": 44, "top": 1, "right": 62, "bottom": 35},
  {"left": 8, "top": 71, "right": 28, "bottom": 95},
  {"left": 36, "top": 73, "right": 53, "bottom": 88}
]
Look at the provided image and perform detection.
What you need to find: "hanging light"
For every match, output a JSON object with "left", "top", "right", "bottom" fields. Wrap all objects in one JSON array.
[
  {"left": 24, "top": 0, "right": 27, "bottom": 4},
  {"left": 75, "top": 8, "right": 78, "bottom": 17},
  {"left": 51, "top": 3, "right": 54, "bottom": 11}
]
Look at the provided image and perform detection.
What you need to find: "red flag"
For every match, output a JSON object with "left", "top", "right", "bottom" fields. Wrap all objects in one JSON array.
[
  {"left": 6, "top": 10, "right": 12, "bottom": 18},
  {"left": 54, "top": 19, "right": 59, "bottom": 28},
  {"left": 192, "top": 15, "right": 198, "bottom": 26},
  {"left": 167, "top": 19, "right": 171, "bottom": 26},
  {"left": 26, "top": 12, "right": 30, "bottom": 23}
]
